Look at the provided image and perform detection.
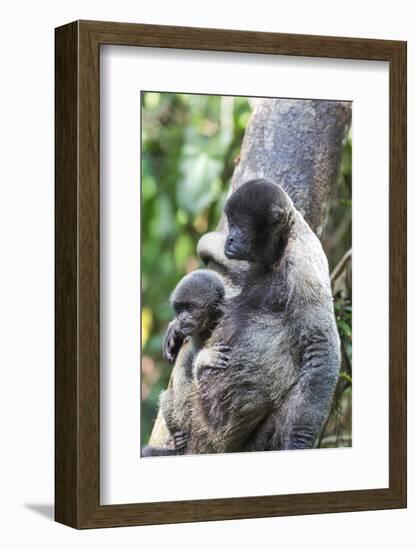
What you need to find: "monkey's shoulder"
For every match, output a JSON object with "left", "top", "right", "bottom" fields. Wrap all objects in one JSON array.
[{"left": 277, "top": 229, "right": 332, "bottom": 307}]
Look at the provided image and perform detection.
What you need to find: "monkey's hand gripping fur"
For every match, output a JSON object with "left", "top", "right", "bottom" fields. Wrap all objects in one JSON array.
[{"left": 194, "top": 344, "right": 231, "bottom": 375}]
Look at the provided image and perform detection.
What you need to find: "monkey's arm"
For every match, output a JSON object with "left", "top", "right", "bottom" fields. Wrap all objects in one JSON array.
[
  {"left": 141, "top": 388, "right": 188, "bottom": 456},
  {"left": 159, "top": 389, "right": 178, "bottom": 435},
  {"left": 281, "top": 326, "right": 340, "bottom": 450},
  {"left": 159, "top": 387, "right": 188, "bottom": 451},
  {"left": 141, "top": 390, "right": 179, "bottom": 456}
]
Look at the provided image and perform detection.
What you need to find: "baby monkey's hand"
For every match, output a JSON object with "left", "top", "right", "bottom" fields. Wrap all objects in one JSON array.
[
  {"left": 163, "top": 319, "right": 185, "bottom": 363},
  {"left": 173, "top": 430, "right": 188, "bottom": 451}
]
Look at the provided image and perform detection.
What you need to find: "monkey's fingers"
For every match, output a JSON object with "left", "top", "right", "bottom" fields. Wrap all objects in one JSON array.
[
  {"left": 212, "top": 343, "right": 231, "bottom": 352},
  {"left": 175, "top": 439, "right": 187, "bottom": 450},
  {"left": 207, "top": 351, "right": 230, "bottom": 369},
  {"left": 215, "top": 350, "right": 231, "bottom": 362},
  {"left": 162, "top": 319, "right": 186, "bottom": 363},
  {"left": 163, "top": 347, "right": 175, "bottom": 363},
  {"left": 173, "top": 431, "right": 188, "bottom": 450}
]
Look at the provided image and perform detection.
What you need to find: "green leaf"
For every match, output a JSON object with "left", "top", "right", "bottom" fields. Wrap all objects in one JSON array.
[
  {"left": 142, "top": 173, "right": 157, "bottom": 202},
  {"left": 149, "top": 195, "right": 175, "bottom": 238},
  {"left": 177, "top": 151, "right": 224, "bottom": 214},
  {"left": 338, "top": 319, "right": 352, "bottom": 337},
  {"left": 174, "top": 233, "right": 195, "bottom": 270},
  {"left": 144, "top": 92, "right": 161, "bottom": 110},
  {"left": 339, "top": 371, "right": 352, "bottom": 383}
]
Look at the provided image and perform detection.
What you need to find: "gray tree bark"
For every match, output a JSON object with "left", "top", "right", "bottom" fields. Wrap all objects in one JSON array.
[{"left": 149, "top": 98, "right": 352, "bottom": 447}]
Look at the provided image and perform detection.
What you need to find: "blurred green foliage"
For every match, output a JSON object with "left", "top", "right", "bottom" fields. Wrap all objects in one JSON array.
[{"left": 141, "top": 92, "right": 352, "bottom": 448}]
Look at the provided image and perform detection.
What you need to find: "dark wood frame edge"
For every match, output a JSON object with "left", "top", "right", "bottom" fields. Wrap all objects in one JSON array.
[{"left": 55, "top": 20, "right": 407, "bottom": 529}]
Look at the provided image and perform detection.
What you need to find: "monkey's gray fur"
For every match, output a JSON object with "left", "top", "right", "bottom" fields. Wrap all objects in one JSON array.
[{"left": 162, "top": 179, "right": 341, "bottom": 454}]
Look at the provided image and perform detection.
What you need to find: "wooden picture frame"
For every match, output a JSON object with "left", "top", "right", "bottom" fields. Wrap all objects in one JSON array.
[{"left": 55, "top": 20, "right": 407, "bottom": 528}]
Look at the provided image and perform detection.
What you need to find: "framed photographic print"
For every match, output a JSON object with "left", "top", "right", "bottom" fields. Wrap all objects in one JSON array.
[{"left": 55, "top": 20, "right": 407, "bottom": 528}]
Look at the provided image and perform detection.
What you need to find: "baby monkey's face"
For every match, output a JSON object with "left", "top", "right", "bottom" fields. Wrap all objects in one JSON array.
[
  {"left": 174, "top": 300, "right": 209, "bottom": 336},
  {"left": 170, "top": 270, "right": 224, "bottom": 337}
]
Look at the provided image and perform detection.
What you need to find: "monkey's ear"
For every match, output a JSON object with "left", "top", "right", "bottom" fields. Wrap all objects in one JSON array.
[
  {"left": 270, "top": 204, "right": 286, "bottom": 223},
  {"left": 271, "top": 205, "right": 294, "bottom": 230}
]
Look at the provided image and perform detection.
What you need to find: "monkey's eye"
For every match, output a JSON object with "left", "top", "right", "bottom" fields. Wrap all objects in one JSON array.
[
  {"left": 230, "top": 220, "right": 244, "bottom": 231},
  {"left": 175, "top": 303, "right": 194, "bottom": 314}
]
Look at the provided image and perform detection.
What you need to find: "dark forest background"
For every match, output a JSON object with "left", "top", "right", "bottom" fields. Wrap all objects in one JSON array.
[{"left": 141, "top": 92, "right": 352, "bottom": 449}]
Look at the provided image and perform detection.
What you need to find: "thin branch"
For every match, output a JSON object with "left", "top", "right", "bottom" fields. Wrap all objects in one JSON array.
[{"left": 331, "top": 248, "right": 352, "bottom": 285}]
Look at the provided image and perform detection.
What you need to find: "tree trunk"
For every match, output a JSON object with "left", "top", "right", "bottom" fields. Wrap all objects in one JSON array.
[
  {"left": 149, "top": 98, "right": 352, "bottom": 447},
  {"left": 219, "top": 98, "right": 352, "bottom": 236}
]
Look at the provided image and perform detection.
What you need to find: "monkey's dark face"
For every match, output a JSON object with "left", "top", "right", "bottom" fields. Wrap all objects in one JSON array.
[
  {"left": 170, "top": 270, "right": 225, "bottom": 337},
  {"left": 224, "top": 179, "right": 294, "bottom": 264},
  {"left": 224, "top": 218, "right": 256, "bottom": 261},
  {"left": 174, "top": 301, "right": 209, "bottom": 336}
]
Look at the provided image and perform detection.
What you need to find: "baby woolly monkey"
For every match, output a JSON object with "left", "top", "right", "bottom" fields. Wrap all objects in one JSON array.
[{"left": 141, "top": 269, "right": 228, "bottom": 457}]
